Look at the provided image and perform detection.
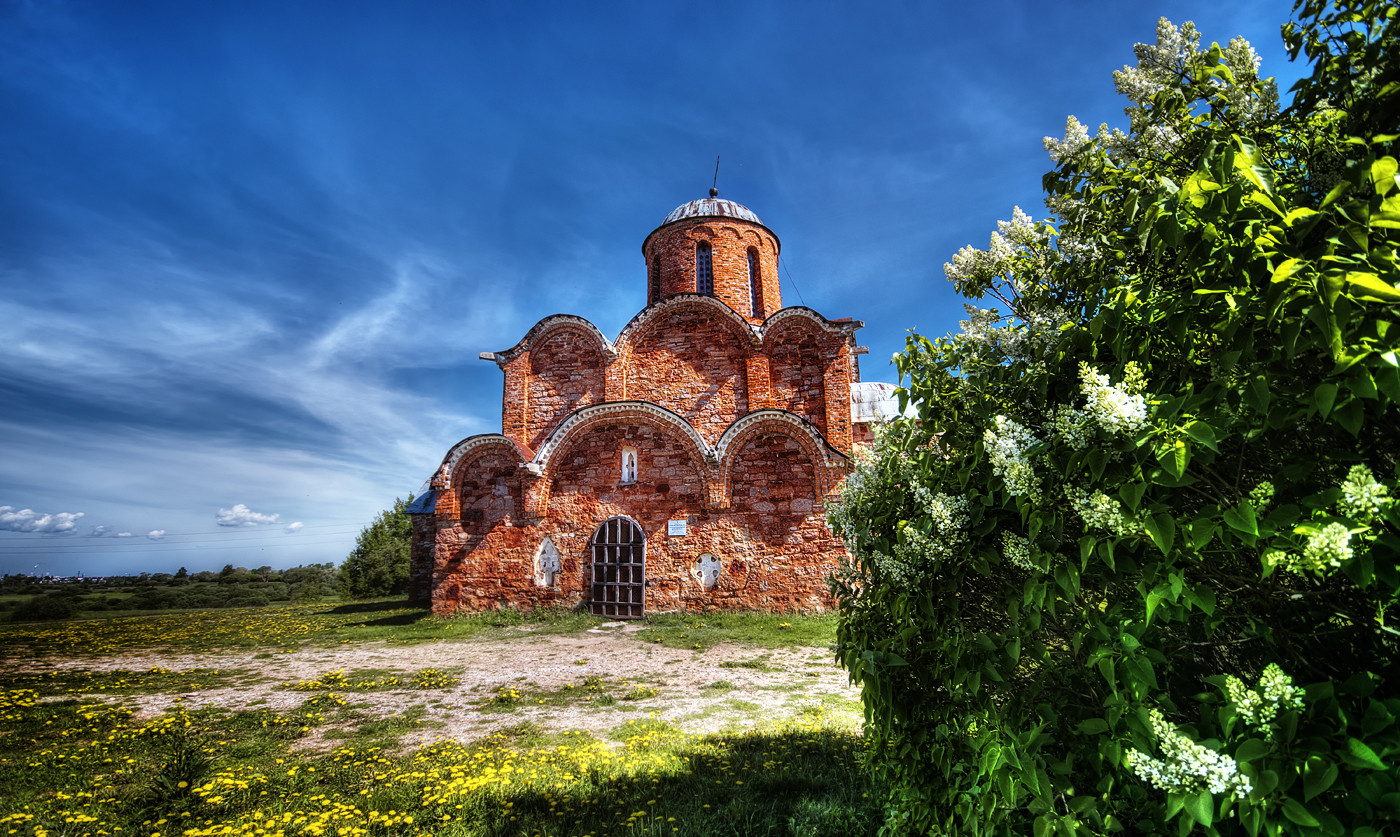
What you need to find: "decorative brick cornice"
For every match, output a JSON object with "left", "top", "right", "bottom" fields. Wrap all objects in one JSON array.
[
  {"left": 614, "top": 295, "right": 761, "bottom": 352},
  {"left": 532, "top": 401, "right": 715, "bottom": 474},
  {"left": 490, "top": 315, "right": 618, "bottom": 366},
  {"left": 440, "top": 434, "right": 530, "bottom": 483},
  {"left": 714, "top": 409, "right": 849, "bottom": 470},
  {"left": 761, "top": 307, "right": 864, "bottom": 339}
]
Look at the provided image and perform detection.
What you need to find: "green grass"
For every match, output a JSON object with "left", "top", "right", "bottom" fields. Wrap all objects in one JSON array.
[
  {"left": 0, "top": 603, "right": 876, "bottom": 835},
  {"left": 0, "top": 599, "right": 606, "bottom": 655},
  {"left": 0, "top": 676, "right": 877, "bottom": 836},
  {"left": 633, "top": 611, "right": 839, "bottom": 651}
]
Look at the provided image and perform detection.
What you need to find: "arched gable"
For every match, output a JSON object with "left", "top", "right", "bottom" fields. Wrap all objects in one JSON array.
[
  {"left": 763, "top": 315, "right": 830, "bottom": 434},
  {"left": 440, "top": 434, "right": 530, "bottom": 483},
  {"left": 442, "top": 435, "right": 528, "bottom": 534},
  {"left": 524, "top": 402, "right": 719, "bottom": 515},
  {"left": 759, "top": 306, "right": 862, "bottom": 339},
  {"left": 525, "top": 326, "right": 607, "bottom": 450},
  {"left": 614, "top": 296, "right": 758, "bottom": 442},
  {"left": 715, "top": 410, "right": 849, "bottom": 504},
  {"left": 490, "top": 314, "right": 617, "bottom": 365},
  {"left": 533, "top": 401, "right": 712, "bottom": 476},
  {"left": 615, "top": 294, "right": 760, "bottom": 351}
]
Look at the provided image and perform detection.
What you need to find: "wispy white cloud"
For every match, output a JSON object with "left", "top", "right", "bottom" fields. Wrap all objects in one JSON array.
[
  {"left": 284, "top": 522, "right": 304, "bottom": 533},
  {"left": 215, "top": 504, "right": 280, "bottom": 527},
  {"left": 0, "top": 506, "right": 84, "bottom": 534},
  {"left": 90, "top": 526, "right": 133, "bottom": 538},
  {"left": 147, "top": 530, "right": 166, "bottom": 540}
]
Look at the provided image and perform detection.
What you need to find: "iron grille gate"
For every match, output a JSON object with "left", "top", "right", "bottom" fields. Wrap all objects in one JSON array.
[{"left": 589, "top": 517, "right": 645, "bottom": 618}]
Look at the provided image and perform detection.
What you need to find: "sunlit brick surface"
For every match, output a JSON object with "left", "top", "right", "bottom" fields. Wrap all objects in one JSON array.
[{"left": 412, "top": 198, "right": 867, "bottom": 615}]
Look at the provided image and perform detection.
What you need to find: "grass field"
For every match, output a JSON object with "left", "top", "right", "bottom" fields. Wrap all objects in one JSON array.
[{"left": 0, "top": 602, "right": 877, "bottom": 836}]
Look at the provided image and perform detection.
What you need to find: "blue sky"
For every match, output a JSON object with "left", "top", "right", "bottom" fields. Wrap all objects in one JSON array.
[{"left": 1, "top": 0, "right": 1300, "bottom": 577}]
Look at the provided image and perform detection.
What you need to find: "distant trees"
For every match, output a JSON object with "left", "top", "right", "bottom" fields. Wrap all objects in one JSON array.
[{"left": 338, "top": 497, "right": 414, "bottom": 599}]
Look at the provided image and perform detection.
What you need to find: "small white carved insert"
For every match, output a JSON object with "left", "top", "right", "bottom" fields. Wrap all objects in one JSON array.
[
  {"left": 535, "top": 537, "right": 562, "bottom": 587},
  {"left": 620, "top": 446, "right": 638, "bottom": 484},
  {"left": 695, "top": 552, "right": 722, "bottom": 590}
]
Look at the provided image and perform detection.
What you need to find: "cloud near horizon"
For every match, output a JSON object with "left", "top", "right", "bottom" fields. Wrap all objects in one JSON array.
[
  {"left": 147, "top": 530, "right": 166, "bottom": 540},
  {"left": 90, "top": 526, "right": 133, "bottom": 538},
  {"left": 0, "top": 506, "right": 85, "bottom": 534},
  {"left": 215, "top": 504, "right": 280, "bottom": 527}
]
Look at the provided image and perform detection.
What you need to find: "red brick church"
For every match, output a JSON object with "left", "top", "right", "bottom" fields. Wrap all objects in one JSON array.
[{"left": 407, "top": 191, "right": 893, "bottom": 616}]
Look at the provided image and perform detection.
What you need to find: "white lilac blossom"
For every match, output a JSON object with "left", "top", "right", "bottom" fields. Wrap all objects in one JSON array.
[
  {"left": 1001, "top": 532, "right": 1037, "bottom": 572},
  {"left": 956, "top": 304, "right": 1071, "bottom": 367},
  {"left": 1044, "top": 115, "right": 1093, "bottom": 165},
  {"left": 892, "top": 488, "right": 970, "bottom": 576},
  {"left": 943, "top": 207, "right": 1054, "bottom": 298},
  {"left": 1224, "top": 664, "right": 1304, "bottom": 736},
  {"left": 984, "top": 416, "right": 1042, "bottom": 500},
  {"left": 1080, "top": 363, "right": 1151, "bottom": 435},
  {"left": 1065, "top": 486, "right": 1140, "bottom": 538},
  {"left": 1248, "top": 480, "right": 1276, "bottom": 511},
  {"left": 1126, "top": 709, "right": 1252, "bottom": 800},
  {"left": 1051, "top": 404, "right": 1092, "bottom": 450},
  {"left": 1302, "top": 522, "right": 1354, "bottom": 571},
  {"left": 1340, "top": 464, "right": 1391, "bottom": 523}
]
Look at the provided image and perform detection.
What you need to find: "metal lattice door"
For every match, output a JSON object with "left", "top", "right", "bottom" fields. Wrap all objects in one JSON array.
[{"left": 589, "top": 517, "right": 645, "bottom": 618}]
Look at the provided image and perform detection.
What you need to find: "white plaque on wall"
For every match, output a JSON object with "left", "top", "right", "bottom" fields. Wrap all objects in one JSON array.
[{"left": 667, "top": 519, "right": 688, "bottom": 537}]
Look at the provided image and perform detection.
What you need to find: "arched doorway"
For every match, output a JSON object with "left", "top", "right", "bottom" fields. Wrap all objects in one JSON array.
[{"left": 589, "top": 516, "right": 645, "bottom": 618}]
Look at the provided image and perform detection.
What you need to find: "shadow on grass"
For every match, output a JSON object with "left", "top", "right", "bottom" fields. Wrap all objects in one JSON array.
[
  {"left": 350, "top": 611, "right": 434, "bottom": 628},
  {"left": 448, "top": 727, "right": 879, "bottom": 837}
]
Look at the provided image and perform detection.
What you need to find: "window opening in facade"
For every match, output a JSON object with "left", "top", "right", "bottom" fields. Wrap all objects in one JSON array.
[
  {"left": 748, "top": 248, "right": 762, "bottom": 318},
  {"left": 589, "top": 517, "right": 645, "bottom": 618},
  {"left": 695, "top": 241, "right": 713, "bottom": 295},
  {"left": 650, "top": 255, "right": 661, "bottom": 302}
]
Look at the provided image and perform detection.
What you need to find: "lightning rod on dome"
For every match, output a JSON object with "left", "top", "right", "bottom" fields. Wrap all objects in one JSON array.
[{"left": 711, "top": 155, "right": 720, "bottom": 198}]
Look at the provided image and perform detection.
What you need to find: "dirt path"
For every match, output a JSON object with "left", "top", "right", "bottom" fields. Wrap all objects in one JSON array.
[{"left": 16, "top": 622, "right": 862, "bottom": 749}]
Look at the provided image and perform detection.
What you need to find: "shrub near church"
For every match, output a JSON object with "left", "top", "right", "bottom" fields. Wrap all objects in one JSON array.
[{"left": 829, "top": 3, "right": 1400, "bottom": 835}]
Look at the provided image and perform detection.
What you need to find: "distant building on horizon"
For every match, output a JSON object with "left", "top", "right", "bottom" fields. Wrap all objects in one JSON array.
[{"left": 407, "top": 191, "right": 896, "bottom": 616}]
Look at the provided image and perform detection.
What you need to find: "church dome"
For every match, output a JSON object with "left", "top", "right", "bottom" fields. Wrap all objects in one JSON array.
[{"left": 660, "top": 190, "right": 764, "bottom": 226}]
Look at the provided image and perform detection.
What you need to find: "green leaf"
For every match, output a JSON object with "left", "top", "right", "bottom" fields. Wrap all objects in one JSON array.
[
  {"left": 1282, "top": 796, "right": 1321, "bottom": 828},
  {"left": 1076, "top": 718, "right": 1109, "bottom": 735},
  {"left": 1304, "top": 756, "right": 1339, "bottom": 801},
  {"left": 1223, "top": 502, "right": 1258, "bottom": 537},
  {"left": 1144, "top": 513, "right": 1176, "bottom": 556},
  {"left": 1182, "top": 420, "right": 1218, "bottom": 451},
  {"left": 1119, "top": 481, "right": 1148, "bottom": 512},
  {"left": 1234, "top": 738, "right": 1269, "bottom": 762},
  {"left": 1314, "top": 382, "right": 1339, "bottom": 417},
  {"left": 1157, "top": 439, "right": 1189, "bottom": 479},
  {"left": 1185, "top": 789, "right": 1214, "bottom": 827},
  {"left": 1371, "top": 156, "right": 1398, "bottom": 192},
  {"left": 1244, "top": 376, "right": 1271, "bottom": 414},
  {"left": 1347, "top": 737, "right": 1389, "bottom": 770},
  {"left": 1347, "top": 272, "right": 1400, "bottom": 303}
]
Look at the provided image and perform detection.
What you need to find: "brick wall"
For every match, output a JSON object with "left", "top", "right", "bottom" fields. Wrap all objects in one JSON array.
[
  {"left": 626, "top": 306, "right": 750, "bottom": 444},
  {"left": 526, "top": 328, "right": 606, "bottom": 450},
  {"left": 643, "top": 218, "right": 781, "bottom": 322}
]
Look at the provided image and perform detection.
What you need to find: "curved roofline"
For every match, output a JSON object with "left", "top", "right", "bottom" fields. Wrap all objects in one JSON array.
[
  {"left": 439, "top": 433, "right": 532, "bottom": 482},
  {"left": 762, "top": 306, "right": 865, "bottom": 338},
  {"left": 714, "top": 409, "right": 850, "bottom": 468},
  {"left": 614, "top": 293, "right": 761, "bottom": 352},
  {"left": 642, "top": 210, "right": 780, "bottom": 255},
  {"left": 489, "top": 314, "right": 618, "bottom": 366},
  {"left": 530, "top": 400, "right": 714, "bottom": 474}
]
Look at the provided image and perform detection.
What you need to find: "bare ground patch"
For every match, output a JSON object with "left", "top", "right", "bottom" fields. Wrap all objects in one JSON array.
[{"left": 10, "top": 622, "right": 861, "bottom": 750}]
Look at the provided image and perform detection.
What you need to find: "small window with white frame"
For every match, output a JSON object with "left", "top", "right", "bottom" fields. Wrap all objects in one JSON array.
[{"left": 620, "top": 446, "right": 638, "bottom": 484}]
